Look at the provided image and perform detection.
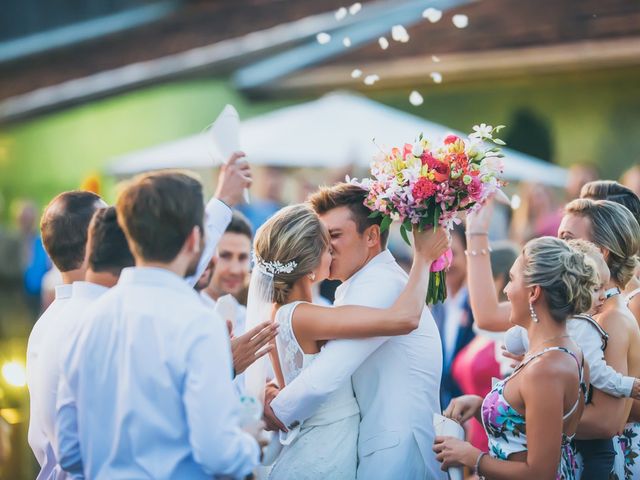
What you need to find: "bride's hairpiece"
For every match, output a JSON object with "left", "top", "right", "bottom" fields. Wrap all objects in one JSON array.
[{"left": 252, "top": 252, "right": 297, "bottom": 276}]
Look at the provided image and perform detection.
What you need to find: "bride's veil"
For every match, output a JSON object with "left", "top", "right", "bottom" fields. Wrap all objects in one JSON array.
[{"left": 243, "top": 260, "right": 274, "bottom": 404}]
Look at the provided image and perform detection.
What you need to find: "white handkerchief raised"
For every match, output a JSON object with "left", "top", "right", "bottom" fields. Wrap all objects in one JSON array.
[
  {"left": 433, "top": 414, "right": 464, "bottom": 480},
  {"left": 209, "top": 104, "right": 250, "bottom": 203}
]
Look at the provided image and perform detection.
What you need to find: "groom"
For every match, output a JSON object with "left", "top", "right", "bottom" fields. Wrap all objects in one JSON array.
[{"left": 266, "top": 183, "right": 446, "bottom": 479}]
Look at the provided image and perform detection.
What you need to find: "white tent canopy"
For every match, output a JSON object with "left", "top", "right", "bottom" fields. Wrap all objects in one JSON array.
[{"left": 107, "top": 91, "right": 568, "bottom": 187}]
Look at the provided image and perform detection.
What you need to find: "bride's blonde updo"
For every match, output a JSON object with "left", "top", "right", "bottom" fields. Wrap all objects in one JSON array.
[
  {"left": 254, "top": 204, "right": 330, "bottom": 304},
  {"left": 523, "top": 237, "right": 597, "bottom": 322}
]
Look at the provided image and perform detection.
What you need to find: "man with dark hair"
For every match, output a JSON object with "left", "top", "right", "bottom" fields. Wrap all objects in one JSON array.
[
  {"left": 197, "top": 211, "right": 277, "bottom": 383},
  {"left": 268, "top": 182, "right": 446, "bottom": 479},
  {"left": 27, "top": 190, "right": 106, "bottom": 480},
  {"left": 33, "top": 207, "right": 133, "bottom": 479},
  {"left": 431, "top": 224, "right": 476, "bottom": 408},
  {"left": 39, "top": 191, "right": 106, "bottom": 281},
  {"left": 56, "top": 171, "right": 259, "bottom": 479}
]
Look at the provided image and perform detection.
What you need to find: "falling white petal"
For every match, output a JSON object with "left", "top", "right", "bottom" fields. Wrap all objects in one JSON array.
[
  {"left": 409, "top": 91, "right": 424, "bottom": 106},
  {"left": 335, "top": 7, "right": 348, "bottom": 21},
  {"left": 511, "top": 194, "right": 522, "bottom": 210},
  {"left": 349, "top": 2, "right": 362, "bottom": 15},
  {"left": 351, "top": 69, "right": 363, "bottom": 79},
  {"left": 422, "top": 8, "right": 442, "bottom": 23},
  {"left": 391, "top": 25, "right": 410, "bottom": 43},
  {"left": 364, "top": 74, "right": 380, "bottom": 86},
  {"left": 452, "top": 14, "right": 469, "bottom": 28},
  {"left": 343, "top": 37, "right": 352, "bottom": 47},
  {"left": 430, "top": 72, "right": 443, "bottom": 83},
  {"left": 378, "top": 36, "right": 389, "bottom": 50},
  {"left": 316, "top": 32, "right": 331, "bottom": 45},
  {"left": 431, "top": 55, "right": 441, "bottom": 62}
]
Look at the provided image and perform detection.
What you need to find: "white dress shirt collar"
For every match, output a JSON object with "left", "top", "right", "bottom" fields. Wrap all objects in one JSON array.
[
  {"left": 55, "top": 284, "right": 73, "bottom": 300},
  {"left": 335, "top": 249, "right": 395, "bottom": 303},
  {"left": 71, "top": 281, "right": 108, "bottom": 300},
  {"left": 119, "top": 266, "right": 194, "bottom": 294}
]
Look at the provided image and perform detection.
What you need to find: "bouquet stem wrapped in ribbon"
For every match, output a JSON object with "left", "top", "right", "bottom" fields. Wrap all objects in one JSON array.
[{"left": 353, "top": 124, "right": 507, "bottom": 304}]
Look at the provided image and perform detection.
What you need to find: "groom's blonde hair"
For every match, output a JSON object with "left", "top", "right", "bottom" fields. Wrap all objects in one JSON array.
[{"left": 254, "top": 204, "right": 329, "bottom": 304}]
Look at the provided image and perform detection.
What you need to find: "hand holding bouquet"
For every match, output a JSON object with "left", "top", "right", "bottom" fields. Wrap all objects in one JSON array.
[{"left": 352, "top": 124, "right": 506, "bottom": 304}]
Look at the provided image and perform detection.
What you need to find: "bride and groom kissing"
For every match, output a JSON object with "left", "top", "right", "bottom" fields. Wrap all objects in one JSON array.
[{"left": 249, "top": 182, "right": 450, "bottom": 479}]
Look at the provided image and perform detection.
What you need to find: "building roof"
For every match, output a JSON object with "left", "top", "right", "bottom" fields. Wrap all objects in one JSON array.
[{"left": 2, "top": 0, "right": 639, "bottom": 122}]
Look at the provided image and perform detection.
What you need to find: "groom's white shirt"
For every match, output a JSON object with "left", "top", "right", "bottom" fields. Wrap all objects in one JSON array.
[{"left": 271, "top": 249, "right": 446, "bottom": 479}]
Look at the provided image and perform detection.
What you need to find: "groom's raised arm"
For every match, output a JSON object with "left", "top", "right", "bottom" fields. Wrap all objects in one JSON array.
[{"left": 270, "top": 273, "right": 403, "bottom": 427}]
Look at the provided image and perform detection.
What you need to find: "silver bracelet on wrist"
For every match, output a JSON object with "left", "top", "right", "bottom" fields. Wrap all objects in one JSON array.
[
  {"left": 464, "top": 246, "right": 493, "bottom": 257},
  {"left": 467, "top": 231, "right": 489, "bottom": 236}
]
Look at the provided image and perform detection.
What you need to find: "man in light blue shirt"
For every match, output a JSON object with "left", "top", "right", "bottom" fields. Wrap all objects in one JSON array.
[{"left": 56, "top": 169, "right": 260, "bottom": 479}]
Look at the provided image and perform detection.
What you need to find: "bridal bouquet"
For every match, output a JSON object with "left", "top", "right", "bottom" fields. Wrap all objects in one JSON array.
[{"left": 351, "top": 124, "right": 506, "bottom": 304}]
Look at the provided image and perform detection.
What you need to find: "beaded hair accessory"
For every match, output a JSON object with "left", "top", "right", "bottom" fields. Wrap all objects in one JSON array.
[{"left": 252, "top": 253, "right": 297, "bottom": 277}]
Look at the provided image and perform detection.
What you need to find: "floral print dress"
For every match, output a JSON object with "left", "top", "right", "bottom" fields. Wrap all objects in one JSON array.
[
  {"left": 480, "top": 347, "right": 585, "bottom": 480},
  {"left": 610, "top": 422, "right": 640, "bottom": 480}
]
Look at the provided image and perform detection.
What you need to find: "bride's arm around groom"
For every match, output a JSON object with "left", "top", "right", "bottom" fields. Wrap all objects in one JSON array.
[{"left": 269, "top": 226, "right": 448, "bottom": 427}]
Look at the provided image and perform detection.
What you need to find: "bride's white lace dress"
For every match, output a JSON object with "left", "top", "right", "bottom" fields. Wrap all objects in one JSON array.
[{"left": 269, "top": 301, "right": 360, "bottom": 480}]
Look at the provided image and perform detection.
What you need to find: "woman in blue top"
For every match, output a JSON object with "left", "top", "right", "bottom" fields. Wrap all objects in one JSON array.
[{"left": 433, "top": 237, "right": 595, "bottom": 479}]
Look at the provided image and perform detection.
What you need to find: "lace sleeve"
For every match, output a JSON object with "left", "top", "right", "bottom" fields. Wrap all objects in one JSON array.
[{"left": 275, "top": 302, "right": 305, "bottom": 386}]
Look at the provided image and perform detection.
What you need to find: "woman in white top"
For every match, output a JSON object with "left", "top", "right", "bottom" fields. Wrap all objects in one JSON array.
[{"left": 248, "top": 204, "right": 449, "bottom": 480}]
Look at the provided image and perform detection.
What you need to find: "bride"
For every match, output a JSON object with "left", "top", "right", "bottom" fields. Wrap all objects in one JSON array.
[{"left": 245, "top": 203, "right": 449, "bottom": 480}]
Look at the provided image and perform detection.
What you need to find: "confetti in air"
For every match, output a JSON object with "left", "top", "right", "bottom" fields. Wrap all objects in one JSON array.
[
  {"left": 343, "top": 37, "right": 352, "bottom": 47},
  {"left": 422, "top": 8, "right": 443, "bottom": 23},
  {"left": 452, "top": 14, "right": 469, "bottom": 28},
  {"left": 351, "top": 69, "right": 363, "bottom": 79},
  {"left": 391, "top": 25, "right": 410, "bottom": 43},
  {"left": 430, "top": 72, "right": 443, "bottom": 83},
  {"left": 316, "top": 32, "right": 331, "bottom": 44},
  {"left": 409, "top": 91, "right": 424, "bottom": 106},
  {"left": 378, "top": 37, "right": 389, "bottom": 50},
  {"left": 349, "top": 2, "right": 362, "bottom": 15},
  {"left": 364, "top": 74, "right": 380, "bottom": 86},
  {"left": 335, "top": 7, "right": 348, "bottom": 21},
  {"left": 432, "top": 55, "right": 441, "bottom": 62}
]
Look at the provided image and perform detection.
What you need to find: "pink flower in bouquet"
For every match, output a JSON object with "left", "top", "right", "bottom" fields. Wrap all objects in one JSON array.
[
  {"left": 412, "top": 177, "right": 438, "bottom": 202},
  {"left": 443, "top": 134, "right": 461, "bottom": 145},
  {"left": 430, "top": 248, "right": 453, "bottom": 272},
  {"left": 467, "top": 177, "right": 483, "bottom": 201}
]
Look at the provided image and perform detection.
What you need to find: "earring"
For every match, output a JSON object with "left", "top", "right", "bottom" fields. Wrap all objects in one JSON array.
[
  {"left": 529, "top": 302, "right": 539, "bottom": 323},
  {"left": 308, "top": 273, "right": 316, "bottom": 281}
]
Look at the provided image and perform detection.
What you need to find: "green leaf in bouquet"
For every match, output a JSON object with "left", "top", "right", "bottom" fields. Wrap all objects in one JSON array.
[
  {"left": 368, "top": 211, "right": 382, "bottom": 219},
  {"left": 432, "top": 205, "right": 441, "bottom": 230},
  {"left": 493, "top": 138, "right": 506, "bottom": 146},
  {"left": 399, "top": 224, "right": 411, "bottom": 246},
  {"left": 380, "top": 215, "right": 392, "bottom": 233}
]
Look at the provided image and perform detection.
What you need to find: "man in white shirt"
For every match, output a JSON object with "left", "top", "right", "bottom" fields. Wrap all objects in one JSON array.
[
  {"left": 267, "top": 184, "right": 446, "bottom": 479},
  {"left": 27, "top": 190, "right": 106, "bottom": 480},
  {"left": 39, "top": 207, "right": 133, "bottom": 478},
  {"left": 28, "top": 153, "right": 252, "bottom": 478},
  {"left": 56, "top": 170, "right": 260, "bottom": 479}
]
